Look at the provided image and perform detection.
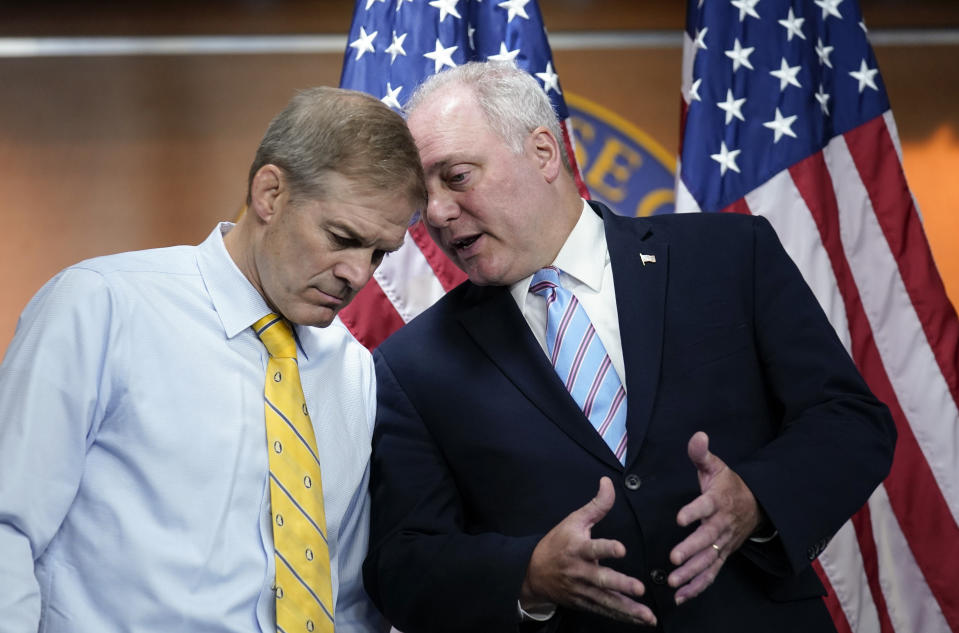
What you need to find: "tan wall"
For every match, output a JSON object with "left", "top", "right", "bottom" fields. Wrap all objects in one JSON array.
[{"left": 1, "top": 32, "right": 956, "bottom": 351}]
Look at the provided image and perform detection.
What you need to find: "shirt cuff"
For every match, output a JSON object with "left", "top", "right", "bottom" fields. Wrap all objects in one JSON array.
[
  {"left": 517, "top": 599, "right": 557, "bottom": 622},
  {"left": 749, "top": 529, "right": 779, "bottom": 544}
]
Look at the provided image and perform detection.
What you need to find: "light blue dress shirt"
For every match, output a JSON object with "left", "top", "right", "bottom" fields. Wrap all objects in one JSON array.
[{"left": 0, "top": 223, "right": 385, "bottom": 633}]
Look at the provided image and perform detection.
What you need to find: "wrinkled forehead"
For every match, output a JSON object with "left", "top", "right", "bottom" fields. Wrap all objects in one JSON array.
[{"left": 295, "top": 164, "right": 419, "bottom": 204}]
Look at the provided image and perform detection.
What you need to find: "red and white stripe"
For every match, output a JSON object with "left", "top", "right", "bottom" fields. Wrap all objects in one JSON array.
[{"left": 677, "top": 30, "right": 959, "bottom": 633}]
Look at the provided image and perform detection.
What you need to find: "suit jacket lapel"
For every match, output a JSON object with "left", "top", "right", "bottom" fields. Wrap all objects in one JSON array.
[
  {"left": 600, "top": 204, "right": 668, "bottom": 467},
  {"left": 457, "top": 284, "right": 624, "bottom": 470}
]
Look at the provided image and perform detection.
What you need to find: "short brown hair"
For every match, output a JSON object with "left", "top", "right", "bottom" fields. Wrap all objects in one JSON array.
[{"left": 247, "top": 86, "right": 426, "bottom": 212}]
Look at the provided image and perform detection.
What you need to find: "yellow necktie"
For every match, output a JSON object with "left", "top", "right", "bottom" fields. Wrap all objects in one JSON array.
[{"left": 253, "top": 313, "right": 334, "bottom": 633}]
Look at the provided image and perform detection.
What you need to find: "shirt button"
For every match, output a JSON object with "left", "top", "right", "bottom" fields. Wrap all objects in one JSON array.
[
  {"left": 625, "top": 474, "right": 642, "bottom": 490},
  {"left": 650, "top": 569, "right": 667, "bottom": 585}
]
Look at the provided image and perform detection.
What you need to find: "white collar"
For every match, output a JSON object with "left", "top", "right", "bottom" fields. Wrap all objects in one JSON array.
[{"left": 510, "top": 199, "right": 608, "bottom": 307}]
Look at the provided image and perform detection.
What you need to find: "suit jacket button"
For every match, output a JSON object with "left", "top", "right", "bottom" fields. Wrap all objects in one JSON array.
[
  {"left": 650, "top": 569, "right": 667, "bottom": 585},
  {"left": 625, "top": 474, "right": 642, "bottom": 490}
]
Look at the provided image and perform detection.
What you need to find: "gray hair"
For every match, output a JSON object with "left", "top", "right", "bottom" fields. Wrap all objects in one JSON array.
[
  {"left": 405, "top": 62, "right": 572, "bottom": 174},
  {"left": 247, "top": 86, "right": 426, "bottom": 211}
]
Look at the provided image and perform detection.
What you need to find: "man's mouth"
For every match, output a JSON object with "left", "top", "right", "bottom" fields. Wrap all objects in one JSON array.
[
  {"left": 451, "top": 235, "right": 480, "bottom": 251},
  {"left": 313, "top": 287, "right": 346, "bottom": 305}
]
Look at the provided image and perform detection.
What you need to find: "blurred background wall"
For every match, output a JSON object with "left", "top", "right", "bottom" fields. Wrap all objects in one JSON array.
[{"left": 1, "top": 0, "right": 956, "bottom": 350}]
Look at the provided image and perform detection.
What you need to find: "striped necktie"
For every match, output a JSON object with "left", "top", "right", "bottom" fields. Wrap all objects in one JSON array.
[
  {"left": 253, "top": 313, "right": 334, "bottom": 633},
  {"left": 530, "top": 267, "right": 628, "bottom": 464}
]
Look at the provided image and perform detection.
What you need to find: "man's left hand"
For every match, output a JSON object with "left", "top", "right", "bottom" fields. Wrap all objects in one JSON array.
[{"left": 666, "top": 431, "right": 762, "bottom": 605}]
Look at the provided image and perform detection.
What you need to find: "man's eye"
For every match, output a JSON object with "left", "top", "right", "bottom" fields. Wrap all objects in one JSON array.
[
  {"left": 332, "top": 233, "right": 359, "bottom": 248},
  {"left": 447, "top": 170, "right": 469, "bottom": 185}
]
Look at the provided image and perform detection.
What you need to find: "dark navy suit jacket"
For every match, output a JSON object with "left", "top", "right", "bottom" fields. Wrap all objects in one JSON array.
[{"left": 363, "top": 203, "right": 895, "bottom": 633}]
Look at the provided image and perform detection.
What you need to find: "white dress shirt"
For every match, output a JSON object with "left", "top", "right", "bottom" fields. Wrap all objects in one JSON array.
[
  {"left": 510, "top": 200, "right": 626, "bottom": 389},
  {"left": 0, "top": 223, "right": 384, "bottom": 633}
]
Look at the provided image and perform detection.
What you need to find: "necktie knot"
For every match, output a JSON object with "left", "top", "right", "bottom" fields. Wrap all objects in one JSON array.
[
  {"left": 253, "top": 313, "right": 297, "bottom": 359},
  {"left": 530, "top": 266, "right": 562, "bottom": 299}
]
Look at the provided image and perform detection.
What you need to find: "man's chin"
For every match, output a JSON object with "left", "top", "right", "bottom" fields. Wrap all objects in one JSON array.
[
  {"left": 463, "top": 262, "right": 520, "bottom": 287},
  {"left": 466, "top": 273, "right": 508, "bottom": 287},
  {"left": 287, "top": 304, "right": 341, "bottom": 329}
]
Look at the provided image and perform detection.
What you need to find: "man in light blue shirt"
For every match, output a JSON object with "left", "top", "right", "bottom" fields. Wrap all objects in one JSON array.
[{"left": 0, "top": 86, "right": 426, "bottom": 632}]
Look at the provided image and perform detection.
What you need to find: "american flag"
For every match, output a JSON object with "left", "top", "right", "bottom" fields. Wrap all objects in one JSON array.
[
  {"left": 677, "top": 1, "right": 959, "bottom": 632},
  {"left": 338, "top": 0, "right": 586, "bottom": 349}
]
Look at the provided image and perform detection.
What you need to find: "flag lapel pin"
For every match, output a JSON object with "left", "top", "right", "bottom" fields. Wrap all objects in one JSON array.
[{"left": 640, "top": 253, "right": 657, "bottom": 266}]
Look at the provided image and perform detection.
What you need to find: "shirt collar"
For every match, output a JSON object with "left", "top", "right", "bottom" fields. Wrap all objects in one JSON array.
[
  {"left": 196, "top": 222, "right": 275, "bottom": 340},
  {"left": 510, "top": 199, "right": 608, "bottom": 307}
]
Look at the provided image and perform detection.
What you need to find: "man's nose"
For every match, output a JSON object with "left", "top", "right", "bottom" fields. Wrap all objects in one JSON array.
[
  {"left": 425, "top": 191, "right": 460, "bottom": 227},
  {"left": 334, "top": 249, "right": 377, "bottom": 292}
]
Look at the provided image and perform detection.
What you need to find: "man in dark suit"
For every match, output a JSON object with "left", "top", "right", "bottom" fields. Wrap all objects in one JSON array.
[{"left": 362, "top": 62, "right": 896, "bottom": 633}]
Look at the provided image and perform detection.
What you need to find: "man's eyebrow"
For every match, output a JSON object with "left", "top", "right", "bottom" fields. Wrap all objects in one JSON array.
[
  {"left": 334, "top": 222, "right": 405, "bottom": 253},
  {"left": 423, "top": 158, "right": 450, "bottom": 177},
  {"left": 424, "top": 154, "right": 474, "bottom": 177}
]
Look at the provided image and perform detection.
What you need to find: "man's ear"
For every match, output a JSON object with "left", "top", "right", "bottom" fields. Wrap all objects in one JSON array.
[
  {"left": 529, "top": 126, "right": 562, "bottom": 183},
  {"left": 249, "top": 164, "right": 286, "bottom": 223}
]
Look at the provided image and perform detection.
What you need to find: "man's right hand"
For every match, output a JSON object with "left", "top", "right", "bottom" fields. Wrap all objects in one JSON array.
[{"left": 520, "top": 477, "right": 657, "bottom": 627}]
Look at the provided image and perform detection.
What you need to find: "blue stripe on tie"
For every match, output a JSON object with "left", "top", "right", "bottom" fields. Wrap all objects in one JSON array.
[
  {"left": 569, "top": 336, "right": 611, "bottom": 410},
  {"left": 553, "top": 308, "right": 592, "bottom": 387},
  {"left": 275, "top": 549, "right": 335, "bottom": 622},
  {"left": 592, "top": 372, "right": 624, "bottom": 430},
  {"left": 266, "top": 398, "right": 321, "bottom": 467},
  {"left": 256, "top": 315, "right": 283, "bottom": 336},
  {"left": 270, "top": 472, "right": 328, "bottom": 543},
  {"left": 594, "top": 380, "right": 621, "bottom": 431}
]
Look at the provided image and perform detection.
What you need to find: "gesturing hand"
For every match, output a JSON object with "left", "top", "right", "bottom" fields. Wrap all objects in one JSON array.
[
  {"left": 667, "top": 431, "right": 762, "bottom": 605},
  {"left": 521, "top": 477, "right": 657, "bottom": 627}
]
